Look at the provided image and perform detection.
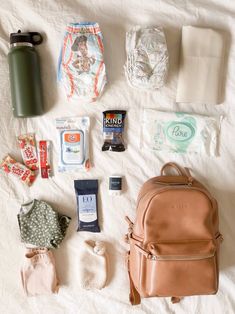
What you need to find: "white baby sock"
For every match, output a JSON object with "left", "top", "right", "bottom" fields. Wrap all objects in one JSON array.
[{"left": 79, "top": 240, "right": 107, "bottom": 290}]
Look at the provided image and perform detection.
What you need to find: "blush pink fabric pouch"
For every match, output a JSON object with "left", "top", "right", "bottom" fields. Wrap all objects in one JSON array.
[{"left": 21, "top": 248, "right": 59, "bottom": 296}]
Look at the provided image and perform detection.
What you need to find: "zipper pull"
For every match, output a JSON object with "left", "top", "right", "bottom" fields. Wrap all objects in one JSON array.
[
  {"left": 125, "top": 216, "right": 134, "bottom": 242},
  {"left": 185, "top": 167, "right": 194, "bottom": 186},
  {"left": 216, "top": 233, "right": 223, "bottom": 243},
  {"left": 124, "top": 233, "right": 129, "bottom": 243},
  {"left": 188, "top": 177, "right": 193, "bottom": 186}
]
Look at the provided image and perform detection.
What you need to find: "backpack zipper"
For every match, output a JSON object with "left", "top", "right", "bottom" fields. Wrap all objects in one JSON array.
[
  {"left": 137, "top": 180, "right": 194, "bottom": 206},
  {"left": 135, "top": 243, "right": 215, "bottom": 261},
  {"left": 153, "top": 181, "right": 193, "bottom": 186},
  {"left": 149, "top": 253, "right": 215, "bottom": 261}
]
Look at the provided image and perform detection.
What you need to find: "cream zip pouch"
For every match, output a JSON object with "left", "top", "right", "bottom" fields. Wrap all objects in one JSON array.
[{"left": 141, "top": 109, "right": 222, "bottom": 156}]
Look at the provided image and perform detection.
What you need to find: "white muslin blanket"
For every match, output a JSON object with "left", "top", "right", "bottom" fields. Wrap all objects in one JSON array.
[{"left": 176, "top": 26, "right": 225, "bottom": 104}]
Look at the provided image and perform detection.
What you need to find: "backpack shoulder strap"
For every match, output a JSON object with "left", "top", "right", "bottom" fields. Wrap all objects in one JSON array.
[
  {"left": 126, "top": 251, "right": 141, "bottom": 305},
  {"left": 129, "top": 269, "right": 141, "bottom": 305}
]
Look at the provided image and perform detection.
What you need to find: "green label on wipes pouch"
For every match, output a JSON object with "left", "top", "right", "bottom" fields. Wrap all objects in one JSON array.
[
  {"left": 144, "top": 109, "right": 220, "bottom": 155},
  {"left": 166, "top": 122, "right": 195, "bottom": 142},
  {"left": 152, "top": 116, "right": 197, "bottom": 153}
]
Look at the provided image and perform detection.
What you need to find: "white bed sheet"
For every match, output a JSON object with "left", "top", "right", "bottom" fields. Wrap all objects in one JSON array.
[{"left": 0, "top": 0, "right": 234, "bottom": 313}]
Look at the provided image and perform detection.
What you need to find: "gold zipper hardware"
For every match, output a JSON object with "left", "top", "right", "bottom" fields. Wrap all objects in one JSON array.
[
  {"left": 148, "top": 253, "right": 215, "bottom": 261},
  {"left": 135, "top": 243, "right": 216, "bottom": 261},
  {"left": 155, "top": 181, "right": 193, "bottom": 186}
]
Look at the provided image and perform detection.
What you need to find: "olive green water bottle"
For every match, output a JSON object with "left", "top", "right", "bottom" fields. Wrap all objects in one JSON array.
[{"left": 8, "top": 30, "right": 44, "bottom": 117}]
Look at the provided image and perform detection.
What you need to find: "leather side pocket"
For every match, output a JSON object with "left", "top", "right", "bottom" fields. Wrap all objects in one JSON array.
[{"left": 140, "top": 240, "right": 218, "bottom": 297}]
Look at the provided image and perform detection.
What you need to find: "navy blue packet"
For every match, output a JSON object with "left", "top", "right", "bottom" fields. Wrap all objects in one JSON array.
[{"left": 74, "top": 179, "right": 100, "bottom": 232}]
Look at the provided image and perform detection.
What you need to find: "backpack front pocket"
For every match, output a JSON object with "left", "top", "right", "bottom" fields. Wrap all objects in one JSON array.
[{"left": 139, "top": 240, "right": 218, "bottom": 297}]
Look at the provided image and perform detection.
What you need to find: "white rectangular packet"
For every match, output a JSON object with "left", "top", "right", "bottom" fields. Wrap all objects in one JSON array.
[
  {"left": 141, "top": 109, "right": 222, "bottom": 156},
  {"left": 176, "top": 26, "right": 225, "bottom": 104},
  {"left": 56, "top": 117, "right": 91, "bottom": 172}
]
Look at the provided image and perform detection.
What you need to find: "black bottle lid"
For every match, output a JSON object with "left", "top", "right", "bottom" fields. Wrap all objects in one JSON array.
[{"left": 10, "top": 30, "right": 43, "bottom": 45}]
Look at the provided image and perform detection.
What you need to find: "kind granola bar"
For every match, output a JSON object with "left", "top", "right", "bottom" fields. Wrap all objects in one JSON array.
[
  {"left": 18, "top": 133, "right": 38, "bottom": 170},
  {"left": 0, "top": 155, "right": 36, "bottom": 186},
  {"left": 102, "top": 110, "right": 126, "bottom": 152}
]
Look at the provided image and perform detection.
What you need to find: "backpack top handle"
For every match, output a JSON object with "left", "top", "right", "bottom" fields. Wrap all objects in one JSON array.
[{"left": 161, "top": 162, "right": 193, "bottom": 185}]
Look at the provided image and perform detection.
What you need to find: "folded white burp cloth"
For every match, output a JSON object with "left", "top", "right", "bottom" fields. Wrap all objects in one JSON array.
[
  {"left": 79, "top": 241, "right": 107, "bottom": 290},
  {"left": 124, "top": 26, "right": 169, "bottom": 90},
  {"left": 176, "top": 26, "right": 225, "bottom": 104}
]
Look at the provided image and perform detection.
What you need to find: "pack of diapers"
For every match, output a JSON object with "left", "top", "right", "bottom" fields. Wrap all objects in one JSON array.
[{"left": 141, "top": 109, "right": 222, "bottom": 156}]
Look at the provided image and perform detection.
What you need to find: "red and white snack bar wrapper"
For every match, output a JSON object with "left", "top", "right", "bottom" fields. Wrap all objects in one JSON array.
[
  {"left": 18, "top": 133, "right": 38, "bottom": 170},
  {"left": 39, "top": 140, "right": 51, "bottom": 179},
  {"left": 0, "top": 155, "right": 36, "bottom": 186}
]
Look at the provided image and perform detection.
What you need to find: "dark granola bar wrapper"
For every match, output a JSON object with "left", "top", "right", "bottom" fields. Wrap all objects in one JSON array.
[{"left": 102, "top": 110, "right": 126, "bottom": 152}]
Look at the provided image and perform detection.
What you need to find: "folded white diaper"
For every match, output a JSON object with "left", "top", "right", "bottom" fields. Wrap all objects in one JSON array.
[
  {"left": 124, "top": 26, "right": 169, "bottom": 90},
  {"left": 176, "top": 26, "right": 225, "bottom": 104},
  {"left": 141, "top": 109, "right": 222, "bottom": 156}
]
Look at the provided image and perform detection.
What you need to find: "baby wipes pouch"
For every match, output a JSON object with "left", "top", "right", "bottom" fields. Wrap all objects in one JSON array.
[
  {"left": 74, "top": 179, "right": 100, "bottom": 232},
  {"left": 141, "top": 109, "right": 222, "bottom": 156},
  {"left": 56, "top": 117, "right": 90, "bottom": 172}
]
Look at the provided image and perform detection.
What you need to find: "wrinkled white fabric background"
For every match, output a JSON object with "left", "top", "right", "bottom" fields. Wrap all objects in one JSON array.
[{"left": 0, "top": 0, "right": 234, "bottom": 313}]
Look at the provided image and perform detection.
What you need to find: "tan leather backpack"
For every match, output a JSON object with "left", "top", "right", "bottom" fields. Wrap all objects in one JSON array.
[{"left": 125, "top": 162, "right": 223, "bottom": 305}]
